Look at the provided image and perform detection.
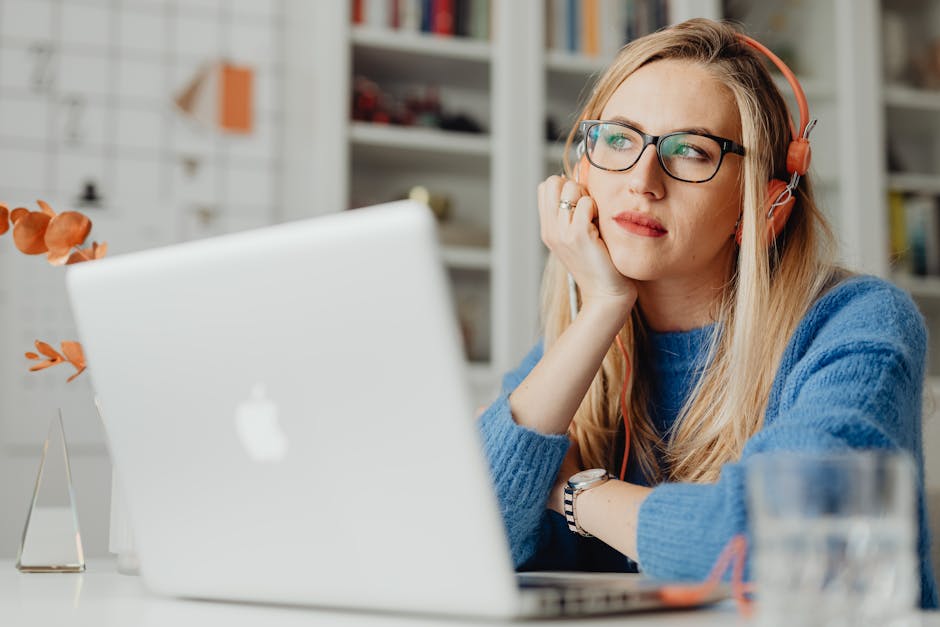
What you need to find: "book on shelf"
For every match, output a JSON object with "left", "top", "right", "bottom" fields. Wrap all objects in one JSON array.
[
  {"left": 351, "top": 0, "right": 489, "bottom": 40},
  {"left": 432, "top": 0, "right": 454, "bottom": 35},
  {"left": 888, "top": 189, "right": 940, "bottom": 277},
  {"left": 545, "top": 0, "right": 670, "bottom": 57},
  {"left": 582, "top": 0, "right": 599, "bottom": 56}
]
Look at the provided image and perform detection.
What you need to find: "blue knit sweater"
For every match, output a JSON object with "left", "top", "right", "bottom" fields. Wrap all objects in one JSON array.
[{"left": 478, "top": 275, "right": 938, "bottom": 609}]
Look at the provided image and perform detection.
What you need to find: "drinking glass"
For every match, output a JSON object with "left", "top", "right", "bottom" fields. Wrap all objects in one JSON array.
[{"left": 747, "top": 450, "right": 919, "bottom": 627}]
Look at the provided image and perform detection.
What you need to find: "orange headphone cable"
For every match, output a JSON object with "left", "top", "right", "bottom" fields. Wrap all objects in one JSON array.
[{"left": 614, "top": 334, "right": 631, "bottom": 481}]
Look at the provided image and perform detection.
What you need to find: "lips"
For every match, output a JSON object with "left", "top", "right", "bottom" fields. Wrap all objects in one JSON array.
[{"left": 612, "top": 211, "right": 668, "bottom": 238}]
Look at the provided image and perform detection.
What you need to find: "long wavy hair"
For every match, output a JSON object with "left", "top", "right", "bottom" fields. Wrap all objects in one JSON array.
[{"left": 544, "top": 18, "right": 841, "bottom": 484}]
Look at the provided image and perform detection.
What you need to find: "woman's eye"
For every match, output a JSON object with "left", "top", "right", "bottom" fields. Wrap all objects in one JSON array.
[
  {"left": 605, "top": 134, "right": 633, "bottom": 150},
  {"left": 674, "top": 143, "right": 708, "bottom": 160}
]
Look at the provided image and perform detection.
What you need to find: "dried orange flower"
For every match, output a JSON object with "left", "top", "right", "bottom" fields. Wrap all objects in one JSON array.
[
  {"left": 67, "top": 241, "right": 108, "bottom": 264},
  {"left": 12, "top": 210, "right": 51, "bottom": 254},
  {"left": 25, "top": 340, "right": 86, "bottom": 382},
  {"left": 3, "top": 199, "right": 105, "bottom": 264},
  {"left": 2, "top": 199, "right": 109, "bottom": 382},
  {"left": 46, "top": 212, "right": 92, "bottom": 265},
  {"left": 10, "top": 207, "right": 28, "bottom": 223}
]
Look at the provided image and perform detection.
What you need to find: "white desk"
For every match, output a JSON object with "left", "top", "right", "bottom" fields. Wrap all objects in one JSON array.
[{"left": 4, "top": 560, "right": 938, "bottom": 626}]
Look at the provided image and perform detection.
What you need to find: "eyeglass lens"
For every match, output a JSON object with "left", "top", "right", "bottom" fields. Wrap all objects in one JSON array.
[{"left": 586, "top": 122, "right": 724, "bottom": 183}]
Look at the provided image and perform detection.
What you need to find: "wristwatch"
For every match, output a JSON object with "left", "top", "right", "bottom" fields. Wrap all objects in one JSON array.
[{"left": 563, "top": 468, "right": 611, "bottom": 537}]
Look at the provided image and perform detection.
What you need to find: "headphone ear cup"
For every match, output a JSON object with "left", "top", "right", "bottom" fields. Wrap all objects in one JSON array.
[
  {"left": 735, "top": 179, "right": 796, "bottom": 246},
  {"left": 765, "top": 178, "right": 795, "bottom": 244}
]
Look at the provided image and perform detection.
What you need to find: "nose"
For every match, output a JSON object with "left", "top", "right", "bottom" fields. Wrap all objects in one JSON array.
[{"left": 626, "top": 143, "right": 666, "bottom": 200}]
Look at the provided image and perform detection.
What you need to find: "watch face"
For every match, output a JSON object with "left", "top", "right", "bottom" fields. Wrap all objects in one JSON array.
[{"left": 569, "top": 468, "right": 609, "bottom": 488}]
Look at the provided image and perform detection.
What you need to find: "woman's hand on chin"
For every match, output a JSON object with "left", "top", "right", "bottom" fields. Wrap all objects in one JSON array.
[{"left": 538, "top": 176, "right": 637, "bottom": 315}]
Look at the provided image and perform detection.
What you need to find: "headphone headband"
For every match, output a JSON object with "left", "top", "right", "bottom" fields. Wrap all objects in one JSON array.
[
  {"left": 735, "top": 33, "right": 809, "bottom": 143},
  {"left": 735, "top": 33, "right": 814, "bottom": 178}
]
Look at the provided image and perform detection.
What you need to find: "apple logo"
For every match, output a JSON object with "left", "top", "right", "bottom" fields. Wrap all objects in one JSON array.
[{"left": 235, "top": 384, "right": 288, "bottom": 462}]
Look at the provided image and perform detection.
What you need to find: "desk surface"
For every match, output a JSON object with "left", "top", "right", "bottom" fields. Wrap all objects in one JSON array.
[{"left": 4, "top": 559, "right": 938, "bottom": 627}]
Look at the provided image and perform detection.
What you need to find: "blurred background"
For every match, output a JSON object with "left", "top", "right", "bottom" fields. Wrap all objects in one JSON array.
[{"left": 0, "top": 0, "right": 937, "bottom": 575}]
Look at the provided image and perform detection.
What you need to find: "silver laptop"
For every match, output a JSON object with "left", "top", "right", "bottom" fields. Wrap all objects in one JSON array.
[{"left": 66, "top": 200, "right": 725, "bottom": 618}]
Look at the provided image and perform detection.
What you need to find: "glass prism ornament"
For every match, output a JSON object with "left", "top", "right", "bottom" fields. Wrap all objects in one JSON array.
[{"left": 16, "top": 411, "right": 85, "bottom": 572}]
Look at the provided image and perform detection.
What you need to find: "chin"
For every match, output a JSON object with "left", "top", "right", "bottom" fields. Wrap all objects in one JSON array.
[{"left": 610, "top": 253, "right": 663, "bottom": 282}]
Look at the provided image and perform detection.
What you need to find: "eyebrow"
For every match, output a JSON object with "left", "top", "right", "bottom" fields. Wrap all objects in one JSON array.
[{"left": 605, "top": 115, "right": 717, "bottom": 137}]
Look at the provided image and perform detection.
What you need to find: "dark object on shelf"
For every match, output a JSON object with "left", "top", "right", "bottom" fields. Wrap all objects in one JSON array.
[
  {"left": 351, "top": 75, "right": 384, "bottom": 122},
  {"left": 77, "top": 180, "right": 103, "bottom": 208},
  {"left": 440, "top": 113, "right": 483, "bottom": 134},
  {"left": 413, "top": 85, "right": 443, "bottom": 128},
  {"left": 546, "top": 117, "right": 561, "bottom": 142},
  {"left": 352, "top": 75, "right": 485, "bottom": 133},
  {"left": 886, "top": 140, "right": 906, "bottom": 174},
  {"left": 914, "top": 40, "right": 940, "bottom": 89}
]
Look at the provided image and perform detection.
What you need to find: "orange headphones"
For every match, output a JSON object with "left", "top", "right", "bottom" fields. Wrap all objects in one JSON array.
[
  {"left": 571, "top": 32, "right": 816, "bottom": 481},
  {"left": 733, "top": 33, "right": 815, "bottom": 246}
]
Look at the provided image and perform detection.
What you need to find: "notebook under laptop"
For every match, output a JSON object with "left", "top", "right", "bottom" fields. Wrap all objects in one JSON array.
[{"left": 66, "top": 200, "right": 726, "bottom": 618}]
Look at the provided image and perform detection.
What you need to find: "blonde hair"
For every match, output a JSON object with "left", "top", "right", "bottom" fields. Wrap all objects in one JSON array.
[{"left": 545, "top": 18, "right": 842, "bottom": 484}]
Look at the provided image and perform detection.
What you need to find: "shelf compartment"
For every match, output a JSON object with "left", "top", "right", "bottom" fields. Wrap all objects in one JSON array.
[
  {"left": 544, "top": 142, "right": 573, "bottom": 177},
  {"left": 350, "top": 121, "right": 491, "bottom": 175},
  {"left": 350, "top": 121, "right": 490, "bottom": 155},
  {"left": 545, "top": 50, "right": 609, "bottom": 76},
  {"left": 888, "top": 173, "right": 940, "bottom": 196},
  {"left": 441, "top": 245, "right": 491, "bottom": 270},
  {"left": 352, "top": 27, "right": 491, "bottom": 90},
  {"left": 352, "top": 26, "right": 491, "bottom": 62},
  {"left": 884, "top": 85, "right": 940, "bottom": 112},
  {"left": 449, "top": 267, "right": 491, "bottom": 363},
  {"left": 467, "top": 361, "right": 493, "bottom": 380},
  {"left": 892, "top": 272, "right": 940, "bottom": 299},
  {"left": 773, "top": 75, "right": 834, "bottom": 102}
]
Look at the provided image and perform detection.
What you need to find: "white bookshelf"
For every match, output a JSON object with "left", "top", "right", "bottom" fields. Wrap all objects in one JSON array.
[{"left": 877, "top": 0, "right": 940, "bottom": 310}]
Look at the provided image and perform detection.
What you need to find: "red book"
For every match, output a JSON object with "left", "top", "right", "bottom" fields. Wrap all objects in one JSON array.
[
  {"left": 352, "top": 0, "right": 364, "bottom": 24},
  {"left": 432, "top": 0, "right": 454, "bottom": 35}
]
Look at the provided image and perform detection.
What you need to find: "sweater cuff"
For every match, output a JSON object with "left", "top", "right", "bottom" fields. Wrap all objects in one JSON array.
[
  {"left": 478, "top": 393, "right": 571, "bottom": 566},
  {"left": 636, "top": 479, "right": 742, "bottom": 581},
  {"left": 479, "top": 393, "right": 571, "bottom": 496}
]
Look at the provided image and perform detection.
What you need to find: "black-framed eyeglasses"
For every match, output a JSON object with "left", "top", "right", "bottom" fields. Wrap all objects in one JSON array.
[{"left": 579, "top": 120, "right": 746, "bottom": 183}]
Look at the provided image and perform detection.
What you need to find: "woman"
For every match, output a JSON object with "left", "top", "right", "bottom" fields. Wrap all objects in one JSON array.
[{"left": 478, "top": 18, "right": 938, "bottom": 608}]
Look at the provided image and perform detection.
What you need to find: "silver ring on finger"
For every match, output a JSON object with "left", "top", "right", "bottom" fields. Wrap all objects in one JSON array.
[{"left": 558, "top": 199, "right": 575, "bottom": 212}]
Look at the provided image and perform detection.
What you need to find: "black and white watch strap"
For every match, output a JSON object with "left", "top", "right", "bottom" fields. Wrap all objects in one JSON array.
[
  {"left": 563, "top": 484, "right": 592, "bottom": 537},
  {"left": 563, "top": 469, "right": 611, "bottom": 537}
]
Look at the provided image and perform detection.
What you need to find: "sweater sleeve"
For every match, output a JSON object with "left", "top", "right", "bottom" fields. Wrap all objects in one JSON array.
[
  {"left": 636, "top": 277, "right": 936, "bottom": 607},
  {"left": 477, "top": 341, "right": 572, "bottom": 567}
]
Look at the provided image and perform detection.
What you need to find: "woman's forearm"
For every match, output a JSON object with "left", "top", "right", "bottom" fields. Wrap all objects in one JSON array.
[
  {"left": 576, "top": 479, "right": 652, "bottom": 560},
  {"left": 509, "top": 299, "right": 629, "bottom": 435}
]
